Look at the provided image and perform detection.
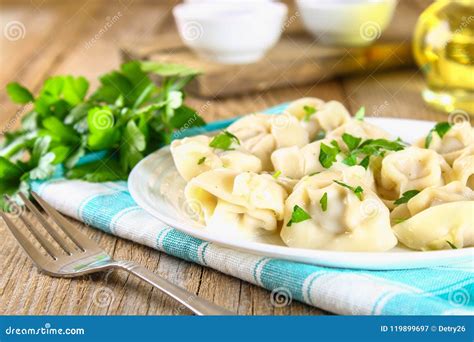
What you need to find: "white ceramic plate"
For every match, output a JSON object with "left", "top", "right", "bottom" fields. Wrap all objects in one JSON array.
[{"left": 129, "top": 117, "right": 474, "bottom": 270}]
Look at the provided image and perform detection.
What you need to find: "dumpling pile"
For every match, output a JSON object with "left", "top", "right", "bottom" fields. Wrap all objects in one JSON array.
[{"left": 169, "top": 97, "right": 474, "bottom": 252}]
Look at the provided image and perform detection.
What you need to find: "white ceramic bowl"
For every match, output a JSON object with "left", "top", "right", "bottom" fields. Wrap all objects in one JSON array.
[
  {"left": 296, "top": 0, "right": 397, "bottom": 46},
  {"left": 173, "top": 2, "right": 288, "bottom": 64}
]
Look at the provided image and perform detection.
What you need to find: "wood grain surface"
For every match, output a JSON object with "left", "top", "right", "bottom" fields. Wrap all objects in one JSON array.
[{"left": 0, "top": 0, "right": 448, "bottom": 316}]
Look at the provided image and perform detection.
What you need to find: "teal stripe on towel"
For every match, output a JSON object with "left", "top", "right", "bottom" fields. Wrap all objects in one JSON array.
[
  {"left": 80, "top": 191, "right": 136, "bottom": 233},
  {"left": 161, "top": 229, "right": 203, "bottom": 264}
]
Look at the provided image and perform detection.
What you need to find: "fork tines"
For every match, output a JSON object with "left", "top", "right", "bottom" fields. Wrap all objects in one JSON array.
[{"left": 1, "top": 192, "right": 95, "bottom": 261}]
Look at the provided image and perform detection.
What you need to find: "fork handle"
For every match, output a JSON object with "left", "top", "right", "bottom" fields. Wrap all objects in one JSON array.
[{"left": 115, "top": 261, "right": 233, "bottom": 315}]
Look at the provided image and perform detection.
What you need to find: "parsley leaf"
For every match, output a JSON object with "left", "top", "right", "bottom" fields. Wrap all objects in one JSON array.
[
  {"left": 6, "top": 82, "right": 34, "bottom": 104},
  {"left": 333, "top": 180, "right": 364, "bottom": 200},
  {"left": 338, "top": 137, "right": 406, "bottom": 169},
  {"left": 120, "top": 120, "right": 146, "bottom": 172},
  {"left": 446, "top": 241, "right": 458, "bottom": 249},
  {"left": 0, "top": 157, "right": 23, "bottom": 191},
  {"left": 319, "top": 141, "right": 340, "bottom": 168},
  {"left": 197, "top": 157, "right": 206, "bottom": 165},
  {"left": 354, "top": 106, "right": 365, "bottom": 121},
  {"left": 342, "top": 153, "right": 357, "bottom": 166},
  {"left": 359, "top": 155, "right": 370, "bottom": 169},
  {"left": 303, "top": 105, "right": 317, "bottom": 121},
  {"left": 424, "top": 122, "right": 452, "bottom": 148},
  {"left": 357, "top": 138, "right": 405, "bottom": 153},
  {"left": 320, "top": 192, "right": 328, "bottom": 212},
  {"left": 394, "top": 190, "right": 420, "bottom": 205},
  {"left": 209, "top": 131, "right": 240, "bottom": 150},
  {"left": 28, "top": 136, "right": 56, "bottom": 180},
  {"left": 287, "top": 205, "right": 311, "bottom": 226},
  {"left": 342, "top": 133, "right": 362, "bottom": 151}
]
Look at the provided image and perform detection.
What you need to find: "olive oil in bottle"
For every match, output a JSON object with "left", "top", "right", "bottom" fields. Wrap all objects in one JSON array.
[{"left": 413, "top": 0, "right": 474, "bottom": 115}]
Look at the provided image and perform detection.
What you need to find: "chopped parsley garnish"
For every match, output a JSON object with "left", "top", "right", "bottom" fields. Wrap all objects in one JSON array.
[
  {"left": 354, "top": 106, "right": 365, "bottom": 121},
  {"left": 333, "top": 180, "right": 364, "bottom": 200},
  {"left": 209, "top": 131, "right": 240, "bottom": 150},
  {"left": 197, "top": 157, "right": 206, "bottom": 165},
  {"left": 342, "top": 133, "right": 362, "bottom": 151},
  {"left": 357, "top": 138, "right": 406, "bottom": 154},
  {"left": 319, "top": 141, "right": 341, "bottom": 168},
  {"left": 424, "top": 122, "right": 452, "bottom": 148},
  {"left": 342, "top": 137, "right": 406, "bottom": 167},
  {"left": 272, "top": 170, "right": 281, "bottom": 179},
  {"left": 359, "top": 155, "right": 370, "bottom": 169},
  {"left": 330, "top": 140, "right": 341, "bottom": 150},
  {"left": 446, "top": 241, "right": 458, "bottom": 249},
  {"left": 393, "top": 190, "right": 420, "bottom": 205},
  {"left": 342, "top": 153, "right": 357, "bottom": 166},
  {"left": 287, "top": 205, "right": 311, "bottom": 227},
  {"left": 320, "top": 192, "right": 328, "bottom": 212},
  {"left": 337, "top": 136, "right": 406, "bottom": 169},
  {"left": 309, "top": 171, "right": 321, "bottom": 176},
  {"left": 303, "top": 105, "right": 317, "bottom": 121}
]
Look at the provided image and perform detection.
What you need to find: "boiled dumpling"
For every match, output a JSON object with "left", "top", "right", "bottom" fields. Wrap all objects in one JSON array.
[
  {"left": 450, "top": 144, "right": 474, "bottom": 190},
  {"left": 417, "top": 123, "right": 474, "bottom": 165},
  {"left": 391, "top": 181, "right": 474, "bottom": 222},
  {"left": 260, "top": 173, "right": 300, "bottom": 193},
  {"left": 271, "top": 140, "right": 329, "bottom": 179},
  {"left": 391, "top": 182, "right": 474, "bottom": 250},
  {"left": 375, "top": 146, "right": 451, "bottom": 204},
  {"left": 184, "top": 169, "right": 288, "bottom": 240},
  {"left": 170, "top": 135, "right": 262, "bottom": 181},
  {"left": 285, "top": 98, "right": 351, "bottom": 140},
  {"left": 227, "top": 113, "right": 309, "bottom": 170},
  {"left": 280, "top": 166, "right": 397, "bottom": 252}
]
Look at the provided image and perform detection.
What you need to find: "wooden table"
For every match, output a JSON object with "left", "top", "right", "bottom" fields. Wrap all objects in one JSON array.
[{"left": 0, "top": 0, "right": 448, "bottom": 315}]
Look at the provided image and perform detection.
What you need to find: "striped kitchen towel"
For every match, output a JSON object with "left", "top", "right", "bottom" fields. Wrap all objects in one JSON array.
[{"left": 28, "top": 103, "right": 473, "bottom": 315}]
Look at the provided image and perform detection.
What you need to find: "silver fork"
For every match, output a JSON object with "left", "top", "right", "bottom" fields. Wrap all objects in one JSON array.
[{"left": 0, "top": 192, "right": 232, "bottom": 315}]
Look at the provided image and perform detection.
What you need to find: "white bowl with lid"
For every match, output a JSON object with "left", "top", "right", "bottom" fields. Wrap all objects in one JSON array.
[{"left": 173, "top": 2, "right": 288, "bottom": 64}]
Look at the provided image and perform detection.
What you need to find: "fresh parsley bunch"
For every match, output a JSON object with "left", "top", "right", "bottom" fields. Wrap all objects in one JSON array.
[{"left": 0, "top": 61, "right": 204, "bottom": 209}]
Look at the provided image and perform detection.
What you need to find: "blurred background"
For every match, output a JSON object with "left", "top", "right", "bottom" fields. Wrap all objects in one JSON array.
[{"left": 0, "top": 0, "right": 472, "bottom": 131}]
